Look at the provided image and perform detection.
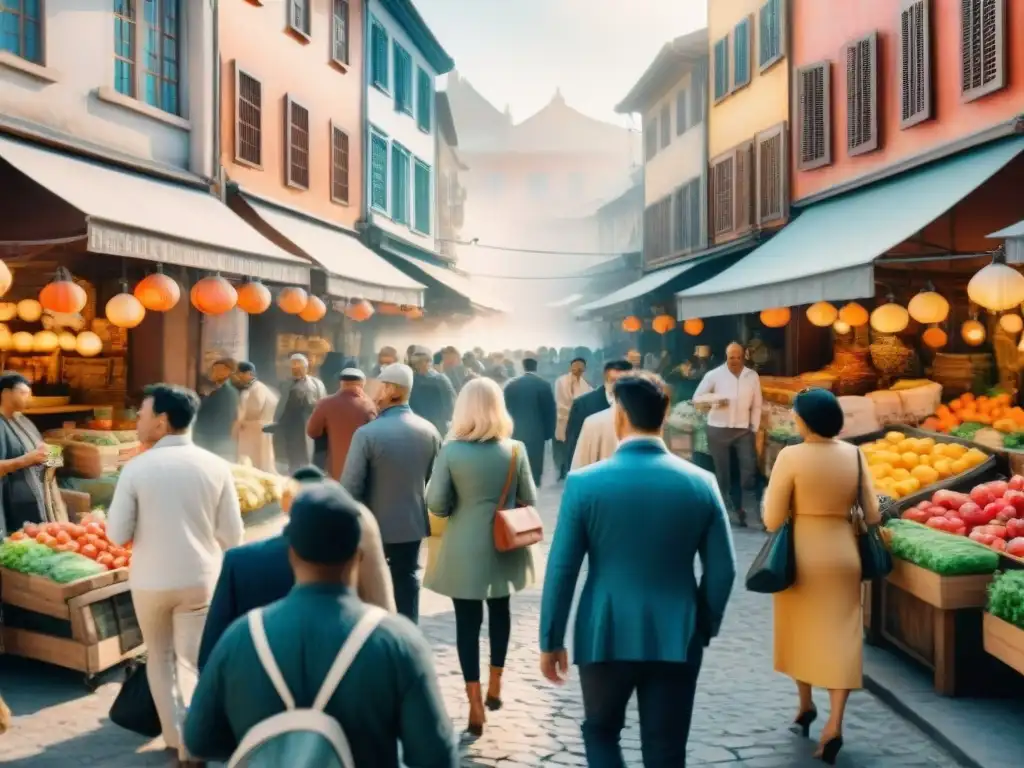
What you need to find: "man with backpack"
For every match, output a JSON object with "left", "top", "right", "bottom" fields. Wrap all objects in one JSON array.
[{"left": 184, "top": 483, "right": 458, "bottom": 767}]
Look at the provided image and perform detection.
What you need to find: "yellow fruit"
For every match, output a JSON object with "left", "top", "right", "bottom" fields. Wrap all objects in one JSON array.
[
  {"left": 932, "top": 458, "right": 953, "bottom": 478},
  {"left": 895, "top": 478, "right": 921, "bottom": 497},
  {"left": 917, "top": 454, "right": 932, "bottom": 467},
  {"left": 878, "top": 451, "right": 903, "bottom": 467},
  {"left": 861, "top": 444, "right": 878, "bottom": 456},
  {"left": 917, "top": 437, "right": 936, "bottom": 452},
  {"left": 910, "top": 465, "right": 939, "bottom": 486},
  {"left": 943, "top": 443, "right": 967, "bottom": 459},
  {"left": 886, "top": 431, "right": 906, "bottom": 444},
  {"left": 949, "top": 458, "right": 969, "bottom": 475},
  {"left": 901, "top": 452, "right": 919, "bottom": 469},
  {"left": 964, "top": 448, "right": 987, "bottom": 467},
  {"left": 890, "top": 468, "right": 911, "bottom": 482},
  {"left": 896, "top": 439, "right": 916, "bottom": 454},
  {"left": 870, "top": 464, "right": 891, "bottom": 481}
]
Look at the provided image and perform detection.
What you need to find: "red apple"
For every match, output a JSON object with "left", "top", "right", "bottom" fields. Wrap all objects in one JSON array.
[
  {"left": 970, "top": 486, "right": 997, "bottom": 508},
  {"left": 1006, "top": 537, "right": 1024, "bottom": 557},
  {"left": 988, "top": 480, "right": 1010, "bottom": 498},
  {"left": 1008, "top": 475, "right": 1024, "bottom": 492}
]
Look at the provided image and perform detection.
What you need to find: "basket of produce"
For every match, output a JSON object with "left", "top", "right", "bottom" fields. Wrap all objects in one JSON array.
[
  {"left": 931, "top": 353, "right": 993, "bottom": 398},
  {"left": 57, "top": 431, "right": 141, "bottom": 479},
  {"left": 7, "top": 513, "right": 131, "bottom": 573},
  {"left": 231, "top": 459, "right": 285, "bottom": 515}
]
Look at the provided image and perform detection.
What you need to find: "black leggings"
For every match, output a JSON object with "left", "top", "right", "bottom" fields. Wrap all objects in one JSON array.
[{"left": 452, "top": 597, "right": 511, "bottom": 683}]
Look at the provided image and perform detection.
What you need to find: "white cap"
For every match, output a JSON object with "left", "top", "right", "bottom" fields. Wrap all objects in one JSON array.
[
  {"left": 340, "top": 368, "right": 365, "bottom": 381},
  {"left": 377, "top": 363, "right": 414, "bottom": 390},
  {"left": 289, "top": 353, "right": 309, "bottom": 365}
]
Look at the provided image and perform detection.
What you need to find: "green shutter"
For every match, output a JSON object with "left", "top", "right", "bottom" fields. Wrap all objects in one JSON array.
[
  {"left": 413, "top": 160, "right": 430, "bottom": 234},
  {"left": 734, "top": 19, "right": 750, "bottom": 88},
  {"left": 394, "top": 45, "right": 412, "bottom": 114},
  {"left": 714, "top": 38, "right": 729, "bottom": 100},
  {"left": 370, "top": 132, "right": 388, "bottom": 211},
  {"left": 759, "top": 0, "right": 782, "bottom": 69},
  {"left": 391, "top": 145, "right": 409, "bottom": 224},
  {"left": 371, "top": 23, "right": 388, "bottom": 90},
  {"left": 416, "top": 68, "right": 432, "bottom": 132}
]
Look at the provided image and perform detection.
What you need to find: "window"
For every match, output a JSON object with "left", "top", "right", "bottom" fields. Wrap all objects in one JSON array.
[
  {"left": 285, "top": 97, "right": 310, "bottom": 189},
  {"left": 846, "top": 32, "right": 878, "bottom": 156},
  {"left": 391, "top": 144, "right": 410, "bottom": 224},
  {"left": 961, "top": 0, "right": 1004, "bottom": 102},
  {"left": 735, "top": 140, "right": 753, "bottom": 234},
  {"left": 899, "top": 0, "right": 931, "bottom": 128},
  {"left": 114, "top": 1, "right": 135, "bottom": 96},
  {"left": 713, "top": 37, "right": 729, "bottom": 102},
  {"left": 413, "top": 160, "right": 431, "bottom": 234},
  {"left": 416, "top": 68, "right": 433, "bottom": 132},
  {"left": 676, "top": 88, "right": 689, "bottom": 135},
  {"left": 756, "top": 124, "right": 786, "bottom": 224},
  {"left": 643, "top": 197, "right": 672, "bottom": 265},
  {"left": 1, "top": 0, "right": 43, "bottom": 64},
  {"left": 370, "top": 130, "right": 388, "bottom": 211},
  {"left": 330, "top": 124, "right": 349, "bottom": 205},
  {"left": 331, "top": 0, "right": 349, "bottom": 65},
  {"left": 234, "top": 65, "right": 262, "bottom": 167},
  {"left": 110, "top": 1, "right": 180, "bottom": 115},
  {"left": 644, "top": 116, "right": 658, "bottom": 161},
  {"left": 370, "top": 20, "right": 388, "bottom": 91},
  {"left": 659, "top": 103, "right": 670, "bottom": 149},
  {"left": 795, "top": 61, "right": 831, "bottom": 170},
  {"left": 672, "top": 178, "right": 703, "bottom": 256},
  {"left": 710, "top": 152, "right": 734, "bottom": 238},
  {"left": 758, "top": 0, "right": 785, "bottom": 71},
  {"left": 393, "top": 44, "right": 413, "bottom": 114},
  {"left": 288, "top": 0, "right": 309, "bottom": 38},
  {"left": 733, "top": 17, "right": 752, "bottom": 89},
  {"left": 528, "top": 173, "right": 548, "bottom": 199},
  {"left": 690, "top": 61, "right": 706, "bottom": 125}
]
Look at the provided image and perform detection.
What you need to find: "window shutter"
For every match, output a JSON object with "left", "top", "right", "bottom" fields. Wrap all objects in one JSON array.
[
  {"left": 660, "top": 103, "right": 671, "bottom": 148},
  {"left": 391, "top": 145, "right": 409, "bottom": 224},
  {"left": 414, "top": 161, "right": 431, "bottom": 234},
  {"left": 370, "top": 132, "right": 388, "bottom": 211},
  {"left": 961, "top": 0, "right": 1005, "bottom": 102},
  {"left": 417, "top": 69, "right": 433, "bottom": 132},
  {"left": 758, "top": 0, "right": 785, "bottom": 70},
  {"left": 733, "top": 17, "right": 752, "bottom": 89},
  {"left": 756, "top": 124, "right": 787, "bottom": 225},
  {"left": 846, "top": 32, "right": 879, "bottom": 156},
  {"left": 672, "top": 188, "right": 683, "bottom": 253},
  {"left": 713, "top": 37, "right": 729, "bottom": 102},
  {"left": 711, "top": 153, "right": 735, "bottom": 238},
  {"left": 676, "top": 89, "right": 688, "bottom": 135},
  {"left": 734, "top": 141, "right": 753, "bottom": 234},
  {"left": 285, "top": 97, "right": 310, "bottom": 190},
  {"left": 794, "top": 61, "right": 831, "bottom": 170},
  {"left": 234, "top": 65, "right": 262, "bottom": 167},
  {"left": 331, "top": 125, "right": 349, "bottom": 205},
  {"left": 690, "top": 177, "right": 704, "bottom": 250},
  {"left": 332, "top": 0, "right": 349, "bottom": 64},
  {"left": 645, "top": 116, "right": 658, "bottom": 161},
  {"left": 690, "top": 61, "right": 705, "bottom": 125},
  {"left": 899, "top": 0, "right": 931, "bottom": 128},
  {"left": 371, "top": 23, "right": 388, "bottom": 89},
  {"left": 394, "top": 47, "right": 412, "bottom": 113}
]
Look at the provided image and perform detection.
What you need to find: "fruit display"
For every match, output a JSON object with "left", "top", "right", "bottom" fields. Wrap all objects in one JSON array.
[
  {"left": 861, "top": 430, "right": 989, "bottom": 500},
  {"left": 0, "top": 538, "right": 109, "bottom": 583},
  {"left": 988, "top": 570, "right": 1024, "bottom": 629},
  {"left": 231, "top": 459, "right": 285, "bottom": 514},
  {"left": 5, "top": 512, "right": 131, "bottom": 571},
  {"left": 899, "top": 476, "right": 1024, "bottom": 558},
  {"left": 885, "top": 518, "right": 1000, "bottom": 576},
  {"left": 920, "top": 392, "right": 1024, "bottom": 449}
]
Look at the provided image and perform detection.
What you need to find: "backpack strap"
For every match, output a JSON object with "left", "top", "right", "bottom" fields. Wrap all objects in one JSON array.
[
  {"left": 312, "top": 607, "right": 387, "bottom": 711},
  {"left": 248, "top": 608, "right": 296, "bottom": 710}
]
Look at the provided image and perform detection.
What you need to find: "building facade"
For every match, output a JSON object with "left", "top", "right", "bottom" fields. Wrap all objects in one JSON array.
[
  {"left": 593, "top": 170, "right": 643, "bottom": 257},
  {"left": 708, "top": 0, "right": 789, "bottom": 245},
  {"left": 435, "top": 91, "right": 466, "bottom": 262}
]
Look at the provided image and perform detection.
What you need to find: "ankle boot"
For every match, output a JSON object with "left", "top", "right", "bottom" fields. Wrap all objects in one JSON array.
[
  {"left": 465, "top": 682, "right": 485, "bottom": 736},
  {"left": 485, "top": 666, "right": 503, "bottom": 711}
]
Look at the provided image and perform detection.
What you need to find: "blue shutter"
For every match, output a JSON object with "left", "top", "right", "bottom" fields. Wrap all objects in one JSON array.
[
  {"left": 416, "top": 68, "right": 432, "bottom": 132},
  {"left": 713, "top": 38, "right": 729, "bottom": 100},
  {"left": 370, "top": 132, "right": 388, "bottom": 211},
  {"left": 391, "top": 144, "right": 409, "bottom": 224},
  {"left": 733, "top": 19, "right": 750, "bottom": 88},
  {"left": 371, "top": 23, "right": 388, "bottom": 90},
  {"left": 759, "top": 0, "right": 782, "bottom": 69},
  {"left": 413, "top": 160, "right": 431, "bottom": 234},
  {"left": 394, "top": 45, "right": 412, "bottom": 114}
]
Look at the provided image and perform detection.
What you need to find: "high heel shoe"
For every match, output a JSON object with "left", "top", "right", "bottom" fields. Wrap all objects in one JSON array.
[
  {"left": 789, "top": 707, "right": 817, "bottom": 738},
  {"left": 465, "top": 682, "right": 486, "bottom": 737},
  {"left": 816, "top": 735, "right": 844, "bottom": 765},
  {"left": 485, "top": 666, "right": 504, "bottom": 711}
]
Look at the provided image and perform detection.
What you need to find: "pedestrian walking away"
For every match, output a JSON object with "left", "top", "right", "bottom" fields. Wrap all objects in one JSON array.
[
  {"left": 540, "top": 372, "right": 736, "bottom": 767},
  {"left": 306, "top": 368, "right": 377, "bottom": 481},
  {"left": 563, "top": 359, "right": 633, "bottom": 475},
  {"left": 503, "top": 352, "right": 556, "bottom": 487},
  {"left": 553, "top": 357, "right": 592, "bottom": 479},
  {"left": 408, "top": 346, "right": 458, "bottom": 436},
  {"left": 193, "top": 358, "right": 241, "bottom": 462},
  {"left": 424, "top": 377, "right": 539, "bottom": 737},
  {"left": 341, "top": 363, "right": 441, "bottom": 624},
  {"left": 271, "top": 354, "right": 327, "bottom": 474}
]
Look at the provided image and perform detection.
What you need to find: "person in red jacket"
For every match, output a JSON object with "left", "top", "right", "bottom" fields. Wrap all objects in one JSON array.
[{"left": 307, "top": 369, "right": 378, "bottom": 480}]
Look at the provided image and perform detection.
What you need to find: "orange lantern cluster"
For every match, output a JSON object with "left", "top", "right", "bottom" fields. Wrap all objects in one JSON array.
[
  {"left": 299, "top": 296, "right": 327, "bottom": 323},
  {"left": 40, "top": 268, "right": 87, "bottom": 314},
  {"left": 190, "top": 275, "right": 237, "bottom": 315},
  {"left": 134, "top": 270, "right": 180, "bottom": 311},
  {"left": 652, "top": 314, "right": 676, "bottom": 334},
  {"left": 683, "top": 318, "right": 704, "bottom": 336},
  {"left": 277, "top": 286, "right": 309, "bottom": 315},
  {"left": 236, "top": 281, "right": 272, "bottom": 314}
]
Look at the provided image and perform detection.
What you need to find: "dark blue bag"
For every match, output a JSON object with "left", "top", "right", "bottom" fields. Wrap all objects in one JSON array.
[{"left": 744, "top": 518, "right": 795, "bottom": 594}]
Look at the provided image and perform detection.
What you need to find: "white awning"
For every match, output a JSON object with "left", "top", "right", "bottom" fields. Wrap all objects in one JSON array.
[
  {"left": 243, "top": 199, "right": 424, "bottom": 307},
  {"left": 0, "top": 135, "right": 310, "bottom": 284},
  {"left": 384, "top": 249, "right": 508, "bottom": 313}
]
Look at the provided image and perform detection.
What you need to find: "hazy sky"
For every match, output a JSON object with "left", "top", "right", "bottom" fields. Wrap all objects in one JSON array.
[{"left": 416, "top": 0, "right": 708, "bottom": 125}]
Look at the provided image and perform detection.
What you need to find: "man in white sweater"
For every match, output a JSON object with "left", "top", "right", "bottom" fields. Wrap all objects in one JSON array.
[{"left": 108, "top": 383, "right": 244, "bottom": 765}]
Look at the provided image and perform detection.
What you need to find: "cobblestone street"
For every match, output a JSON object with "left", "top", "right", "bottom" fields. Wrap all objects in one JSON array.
[{"left": 0, "top": 481, "right": 965, "bottom": 767}]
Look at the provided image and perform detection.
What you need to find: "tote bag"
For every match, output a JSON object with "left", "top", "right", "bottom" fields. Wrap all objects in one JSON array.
[
  {"left": 852, "top": 451, "right": 893, "bottom": 581},
  {"left": 109, "top": 659, "right": 162, "bottom": 738},
  {"left": 744, "top": 517, "right": 795, "bottom": 594}
]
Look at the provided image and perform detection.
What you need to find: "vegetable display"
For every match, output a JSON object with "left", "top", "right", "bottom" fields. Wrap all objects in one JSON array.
[
  {"left": 920, "top": 393, "right": 1024, "bottom": 449},
  {"left": 885, "top": 518, "right": 1000, "bottom": 575},
  {"left": 862, "top": 431, "right": 988, "bottom": 500},
  {"left": 0, "top": 539, "right": 107, "bottom": 583},
  {"left": 7, "top": 513, "right": 131, "bottom": 570},
  {"left": 988, "top": 570, "right": 1024, "bottom": 630},
  {"left": 231, "top": 460, "right": 285, "bottom": 514}
]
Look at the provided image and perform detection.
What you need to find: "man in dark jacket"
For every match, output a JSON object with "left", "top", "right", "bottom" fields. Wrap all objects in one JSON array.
[
  {"left": 564, "top": 359, "right": 633, "bottom": 471},
  {"left": 193, "top": 358, "right": 240, "bottom": 461},
  {"left": 407, "top": 346, "right": 457, "bottom": 436},
  {"left": 503, "top": 354, "right": 557, "bottom": 487}
]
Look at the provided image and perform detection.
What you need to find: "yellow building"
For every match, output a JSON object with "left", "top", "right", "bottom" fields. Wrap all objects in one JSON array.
[{"left": 707, "top": 0, "right": 789, "bottom": 244}]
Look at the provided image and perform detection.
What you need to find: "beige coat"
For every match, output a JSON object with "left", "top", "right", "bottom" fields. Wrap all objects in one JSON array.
[
  {"left": 555, "top": 373, "right": 593, "bottom": 442},
  {"left": 236, "top": 380, "right": 278, "bottom": 473},
  {"left": 572, "top": 408, "right": 618, "bottom": 469}
]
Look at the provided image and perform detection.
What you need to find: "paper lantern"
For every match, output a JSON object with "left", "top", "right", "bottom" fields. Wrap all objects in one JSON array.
[
  {"left": 961, "top": 319, "right": 986, "bottom": 346},
  {"left": 907, "top": 290, "right": 949, "bottom": 325},
  {"left": 0, "top": 324, "right": 10, "bottom": 351},
  {"left": 75, "top": 331, "right": 103, "bottom": 357},
  {"left": 870, "top": 302, "right": 910, "bottom": 334},
  {"left": 134, "top": 271, "right": 181, "bottom": 312},
  {"left": 377, "top": 303, "right": 405, "bottom": 316},
  {"left": 0, "top": 260, "right": 11, "bottom": 297},
  {"left": 967, "top": 261, "right": 1024, "bottom": 312},
  {"left": 12, "top": 331, "right": 34, "bottom": 352},
  {"left": 405, "top": 306, "right": 424, "bottom": 320},
  {"left": 32, "top": 330, "right": 59, "bottom": 353},
  {"left": 838, "top": 302, "right": 869, "bottom": 327},
  {"left": 16, "top": 298, "right": 42, "bottom": 322},
  {"left": 57, "top": 330, "right": 77, "bottom": 352},
  {"left": 806, "top": 302, "right": 838, "bottom": 327},
  {"left": 105, "top": 292, "right": 146, "bottom": 329},
  {"left": 39, "top": 268, "right": 87, "bottom": 314},
  {"left": 682, "top": 318, "right": 704, "bottom": 336},
  {"left": 299, "top": 296, "right": 327, "bottom": 323},
  {"left": 345, "top": 299, "right": 375, "bottom": 322},
  {"left": 833, "top": 320, "right": 852, "bottom": 335},
  {"left": 922, "top": 326, "right": 948, "bottom": 348},
  {"left": 652, "top": 314, "right": 677, "bottom": 334},
  {"left": 759, "top": 307, "right": 791, "bottom": 328},
  {"left": 1000, "top": 314, "right": 1024, "bottom": 334},
  {"left": 0, "top": 303, "right": 15, "bottom": 322},
  {"left": 236, "top": 281, "right": 272, "bottom": 314},
  {"left": 621, "top": 315, "right": 642, "bottom": 333},
  {"left": 277, "top": 286, "right": 309, "bottom": 315},
  {"left": 190, "top": 276, "right": 238, "bottom": 315}
]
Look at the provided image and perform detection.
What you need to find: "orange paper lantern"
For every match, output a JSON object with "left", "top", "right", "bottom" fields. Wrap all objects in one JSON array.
[
  {"left": 621, "top": 315, "right": 642, "bottom": 333},
  {"left": 760, "top": 307, "right": 791, "bottom": 328},
  {"left": 39, "top": 268, "right": 87, "bottom": 314},
  {"left": 299, "top": 295, "right": 327, "bottom": 323},
  {"left": 960, "top": 319, "right": 986, "bottom": 346},
  {"left": 277, "top": 286, "right": 309, "bottom": 315},
  {"left": 651, "top": 314, "right": 676, "bottom": 334},
  {"left": 921, "top": 326, "right": 948, "bottom": 349},
  {"left": 134, "top": 271, "right": 181, "bottom": 311},
  {"left": 377, "top": 303, "right": 405, "bottom": 316},
  {"left": 105, "top": 291, "right": 146, "bottom": 329},
  {"left": 405, "top": 306, "right": 424, "bottom": 320},
  {"left": 345, "top": 299, "right": 375, "bottom": 322},
  {"left": 190, "top": 275, "right": 238, "bottom": 315},
  {"left": 683, "top": 318, "right": 704, "bottom": 336},
  {"left": 236, "top": 281, "right": 272, "bottom": 314},
  {"left": 838, "top": 302, "right": 869, "bottom": 327}
]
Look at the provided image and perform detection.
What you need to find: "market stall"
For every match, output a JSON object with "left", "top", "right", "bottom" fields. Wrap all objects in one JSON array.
[{"left": 984, "top": 570, "right": 1024, "bottom": 676}]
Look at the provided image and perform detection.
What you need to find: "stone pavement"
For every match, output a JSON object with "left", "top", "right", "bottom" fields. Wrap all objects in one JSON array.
[{"left": 0, "top": 481, "right": 967, "bottom": 767}]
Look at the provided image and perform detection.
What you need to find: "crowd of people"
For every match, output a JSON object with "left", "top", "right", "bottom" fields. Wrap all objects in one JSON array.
[{"left": 0, "top": 338, "right": 883, "bottom": 767}]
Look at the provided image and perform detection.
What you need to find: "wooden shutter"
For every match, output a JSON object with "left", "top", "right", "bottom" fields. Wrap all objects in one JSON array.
[
  {"left": 332, "top": 0, "right": 349, "bottom": 64},
  {"left": 330, "top": 124, "right": 349, "bottom": 205},
  {"left": 710, "top": 152, "right": 735, "bottom": 238},
  {"left": 234, "top": 64, "right": 262, "bottom": 167},
  {"left": 794, "top": 61, "right": 831, "bottom": 171},
  {"left": 846, "top": 32, "right": 879, "bottom": 156},
  {"left": 733, "top": 17, "right": 752, "bottom": 89},
  {"left": 285, "top": 96, "right": 310, "bottom": 190},
  {"left": 672, "top": 188, "right": 684, "bottom": 253},
  {"left": 899, "top": 0, "right": 931, "bottom": 128},
  {"left": 758, "top": 0, "right": 785, "bottom": 71},
  {"left": 735, "top": 141, "right": 753, "bottom": 235},
  {"left": 756, "top": 123, "right": 787, "bottom": 225},
  {"left": 961, "top": 0, "right": 1005, "bottom": 102},
  {"left": 713, "top": 37, "right": 729, "bottom": 102}
]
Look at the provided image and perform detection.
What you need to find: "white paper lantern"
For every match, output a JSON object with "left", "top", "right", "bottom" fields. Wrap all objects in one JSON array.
[
  {"left": 999, "top": 314, "right": 1024, "bottom": 334},
  {"left": 907, "top": 290, "right": 950, "bottom": 325},
  {"left": 833, "top": 320, "right": 852, "bottom": 335},
  {"left": 870, "top": 302, "right": 910, "bottom": 334},
  {"left": 32, "top": 330, "right": 59, "bottom": 353},
  {"left": 0, "top": 324, "right": 11, "bottom": 351},
  {"left": 16, "top": 298, "right": 42, "bottom": 322},
  {"left": 967, "top": 261, "right": 1024, "bottom": 312},
  {"left": 0, "top": 303, "right": 16, "bottom": 322},
  {"left": 75, "top": 331, "right": 103, "bottom": 357},
  {"left": 12, "top": 331, "right": 34, "bottom": 352},
  {"left": 806, "top": 302, "right": 838, "bottom": 327},
  {"left": 57, "top": 331, "right": 77, "bottom": 352},
  {"left": 961, "top": 319, "right": 986, "bottom": 346}
]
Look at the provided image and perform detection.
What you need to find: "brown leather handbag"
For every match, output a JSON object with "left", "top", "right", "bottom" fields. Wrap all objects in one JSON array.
[{"left": 493, "top": 445, "right": 544, "bottom": 552}]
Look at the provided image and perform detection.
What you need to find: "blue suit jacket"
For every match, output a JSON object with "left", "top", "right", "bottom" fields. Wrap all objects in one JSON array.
[
  {"left": 540, "top": 439, "right": 737, "bottom": 665},
  {"left": 197, "top": 536, "right": 294, "bottom": 672}
]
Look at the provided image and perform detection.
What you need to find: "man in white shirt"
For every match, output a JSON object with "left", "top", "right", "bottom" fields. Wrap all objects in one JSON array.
[
  {"left": 693, "top": 342, "right": 763, "bottom": 527},
  {"left": 554, "top": 357, "right": 593, "bottom": 479},
  {"left": 108, "top": 383, "right": 244, "bottom": 764},
  {"left": 572, "top": 407, "right": 619, "bottom": 470}
]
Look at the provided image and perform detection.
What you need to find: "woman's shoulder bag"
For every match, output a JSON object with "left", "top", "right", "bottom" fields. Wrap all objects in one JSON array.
[{"left": 493, "top": 444, "right": 544, "bottom": 552}]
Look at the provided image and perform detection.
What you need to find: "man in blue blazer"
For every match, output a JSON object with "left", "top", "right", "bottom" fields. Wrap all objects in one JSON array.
[
  {"left": 504, "top": 354, "right": 557, "bottom": 486},
  {"left": 540, "top": 372, "right": 737, "bottom": 767}
]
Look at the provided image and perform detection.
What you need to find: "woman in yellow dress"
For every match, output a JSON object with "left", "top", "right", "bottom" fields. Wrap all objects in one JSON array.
[{"left": 762, "top": 388, "right": 880, "bottom": 764}]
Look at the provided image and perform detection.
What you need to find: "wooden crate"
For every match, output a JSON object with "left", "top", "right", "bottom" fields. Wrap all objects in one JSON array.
[
  {"left": 1, "top": 627, "right": 142, "bottom": 675},
  {"left": 0, "top": 567, "right": 117, "bottom": 604},
  {"left": 885, "top": 559, "right": 991, "bottom": 609},
  {"left": 983, "top": 613, "right": 1024, "bottom": 676}
]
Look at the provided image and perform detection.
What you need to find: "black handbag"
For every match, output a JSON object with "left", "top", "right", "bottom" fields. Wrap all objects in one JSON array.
[
  {"left": 109, "top": 659, "right": 162, "bottom": 738},
  {"left": 853, "top": 452, "right": 894, "bottom": 581},
  {"left": 745, "top": 515, "right": 796, "bottom": 594}
]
